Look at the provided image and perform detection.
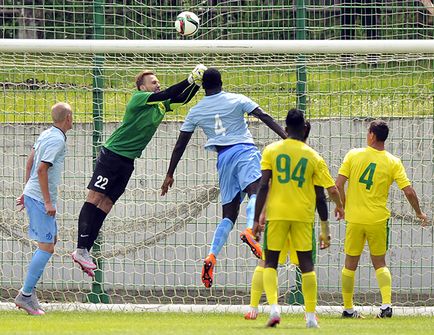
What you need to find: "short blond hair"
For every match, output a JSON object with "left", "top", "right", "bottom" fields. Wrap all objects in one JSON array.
[
  {"left": 135, "top": 70, "right": 155, "bottom": 90},
  {"left": 51, "top": 102, "right": 72, "bottom": 123}
]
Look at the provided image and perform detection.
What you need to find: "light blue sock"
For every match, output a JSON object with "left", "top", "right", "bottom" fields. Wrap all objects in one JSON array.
[
  {"left": 246, "top": 194, "right": 257, "bottom": 230},
  {"left": 209, "top": 218, "right": 233, "bottom": 257},
  {"left": 22, "top": 249, "right": 52, "bottom": 295}
]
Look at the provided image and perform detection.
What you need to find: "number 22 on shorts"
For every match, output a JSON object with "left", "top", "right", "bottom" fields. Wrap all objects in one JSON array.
[{"left": 94, "top": 175, "right": 108, "bottom": 190}]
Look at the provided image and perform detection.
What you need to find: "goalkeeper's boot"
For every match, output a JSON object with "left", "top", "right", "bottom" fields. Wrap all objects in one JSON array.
[
  {"left": 342, "top": 310, "right": 364, "bottom": 318},
  {"left": 15, "top": 291, "right": 45, "bottom": 315},
  {"left": 82, "top": 267, "right": 95, "bottom": 278},
  {"left": 266, "top": 312, "right": 281, "bottom": 327},
  {"left": 244, "top": 307, "right": 259, "bottom": 320},
  {"left": 240, "top": 228, "right": 262, "bottom": 259},
  {"left": 201, "top": 253, "right": 216, "bottom": 288},
  {"left": 376, "top": 307, "right": 393, "bottom": 318},
  {"left": 72, "top": 248, "right": 96, "bottom": 277}
]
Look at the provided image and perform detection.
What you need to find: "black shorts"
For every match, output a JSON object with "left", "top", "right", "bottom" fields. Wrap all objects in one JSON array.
[{"left": 87, "top": 147, "right": 134, "bottom": 204}]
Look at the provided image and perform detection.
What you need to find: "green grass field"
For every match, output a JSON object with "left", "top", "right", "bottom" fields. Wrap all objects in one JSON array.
[
  {"left": 0, "top": 311, "right": 432, "bottom": 335},
  {"left": 0, "top": 59, "right": 432, "bottom": 123}
]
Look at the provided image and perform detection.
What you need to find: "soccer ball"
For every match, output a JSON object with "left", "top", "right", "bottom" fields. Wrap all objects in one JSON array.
[{"left": 175, "top": 11, "right": 200, "bottom": 37}]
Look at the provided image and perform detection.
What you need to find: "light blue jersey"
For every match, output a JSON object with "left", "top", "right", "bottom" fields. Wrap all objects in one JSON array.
[
  {"left": 24, "top": 126, "right": 67, "bottom": 205},
  {"left": 180, "top": 91, "right": 258, "bottom": 152}
]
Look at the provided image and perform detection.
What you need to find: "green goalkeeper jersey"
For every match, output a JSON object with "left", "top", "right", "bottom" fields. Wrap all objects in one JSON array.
[{"left": 104, "top": 91, "right": 170, "bottom": 159}]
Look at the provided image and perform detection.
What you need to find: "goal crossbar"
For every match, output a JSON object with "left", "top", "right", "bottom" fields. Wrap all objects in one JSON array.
[{"left": 0, "top": 39, "right": 433, "bottom": 54}]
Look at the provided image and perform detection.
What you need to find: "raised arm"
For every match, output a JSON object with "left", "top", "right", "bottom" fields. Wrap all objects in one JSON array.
[
  {"left": 147, "top": 79, "right": 193, "bottom": 103},
  {"left": 148, "top": 64, "right": 206, "bottom": 105},
  {"left": 250, "top": 107, "right": 287, "bottom": 140},
  {"left": 161, "top": 131, "right": 193, "bottom": 196},
  {"left": 402, "top": 185, "right": 429, "bottom": 226},
  {"left": 168, "top": 84, "right": 200, "bottom": 110}
]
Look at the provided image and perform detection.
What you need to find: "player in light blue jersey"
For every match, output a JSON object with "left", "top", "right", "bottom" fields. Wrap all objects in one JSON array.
[
  {"left": 161, "top": 68, "right": 287, "bottom": 288},
  {"left": 15, "top": 102, "right": 73, "bottom": 315}
]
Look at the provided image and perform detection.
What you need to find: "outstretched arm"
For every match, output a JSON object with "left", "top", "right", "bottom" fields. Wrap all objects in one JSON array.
[
  {"left": 168, "top": 84, "right": 200, "bottom": 110},
  {"left": 147, "top": 64, "right": 206, "bottom": 105},
  {"left": 147, "top": 79, "right": 193, "bottom": 103},
  {"left": 161, "top": 131, "right": 193, "bottom": 196},
  {"left": 250, "top": 107, "right": 287, "bottom": 140},
  {"left": 402, "top": 185, "right": 429, "bottom": 226}
]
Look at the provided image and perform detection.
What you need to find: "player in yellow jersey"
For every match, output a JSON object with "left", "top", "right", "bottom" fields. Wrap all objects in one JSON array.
[
  {"left": 336, "top": 120, "right": 429, "bottom": 319},
  {"left": 252, "top": 109, "right": 344, "bottom": 328},
  {"left": 244, "top": 121, "right": 331, "bottom": 321}
]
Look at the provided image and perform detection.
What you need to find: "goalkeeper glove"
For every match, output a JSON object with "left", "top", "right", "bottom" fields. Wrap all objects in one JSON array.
[
  {"left": 188, "top": 64, "right": 207, "bottom": 85},
  {"left": 319, "top": 220, "right": 331, "bottom": 250}
]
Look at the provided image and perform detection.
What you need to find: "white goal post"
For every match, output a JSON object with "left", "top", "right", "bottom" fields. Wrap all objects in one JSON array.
[
  {"left": 0, "top": 39, "right": 433, "bottom": 54},
  {"left": 0, "top": 39, "right": 432, "bottom": 314}
]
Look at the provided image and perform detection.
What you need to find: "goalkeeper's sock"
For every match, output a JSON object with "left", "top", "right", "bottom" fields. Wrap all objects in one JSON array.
[
  {"left": 22, "top": 249, "right": 52, "bottom": 295},
  {"left": 245, "top": 194, "right": 257, "bottom": 230},
  {"left": 209, "top": 218, "right": 233, "bottom": 257},
  {"left": 77, "top": 202, "right": 98, "bottom": 250},
  {"left": 263, "top": 267, "right": 278, "bottom": 305},
  {"left": 88, "top": 207, "right": 107, "bottom": 251},
  {"left": 342, "top": 267, "right": 356, "bottom": 310},
  {"left": 375, "top": 267, "right": 392, "bottom": 306},
  {"left": 250, "top": 265, "right": 264, "bottom": 308}
]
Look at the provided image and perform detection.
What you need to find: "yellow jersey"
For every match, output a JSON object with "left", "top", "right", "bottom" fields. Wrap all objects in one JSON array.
[
  {"left": 261, "top": 138, "right": 335, "bottom": 222},
  {"left": 338, "top": 146, "right": 410, "bottom": 224}
]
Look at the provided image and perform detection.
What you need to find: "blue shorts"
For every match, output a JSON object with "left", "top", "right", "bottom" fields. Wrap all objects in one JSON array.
[
  {"left": 24, "top": 195, "right": 57, "bottom": 243},
  {"left": 217, "top": 143, "right": 262, "bottom": 205}
]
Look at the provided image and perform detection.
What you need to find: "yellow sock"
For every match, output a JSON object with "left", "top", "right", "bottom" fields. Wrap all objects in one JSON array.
[
  {"left": 341, "top": 267, "right": 355, "bottom": 310},
  {"left": 263, "top": 267, "right": 278, "bottom": 305},
  {"left": 375, "top": 267, "right": 392, "bottom": 305},
  {"left": 250, "top": 266, "right": 264, "bottom": 308},
  {"left": 301, "top": 271, "right": 317, "bottom": 313}
]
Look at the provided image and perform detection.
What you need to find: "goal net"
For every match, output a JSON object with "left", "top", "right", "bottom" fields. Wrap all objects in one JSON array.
[
  {"left": 1, "top": 1, "right": 433, "bottom": 40},
  {"left": 0, "top": 40, "right": 432, "bottom": 312}
]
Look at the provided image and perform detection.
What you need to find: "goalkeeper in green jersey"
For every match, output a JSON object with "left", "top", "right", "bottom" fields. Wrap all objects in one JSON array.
[{"left": 72, "top": 65, "right": 207, "bottom": 276}]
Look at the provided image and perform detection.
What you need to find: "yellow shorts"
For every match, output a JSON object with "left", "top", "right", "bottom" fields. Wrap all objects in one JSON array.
[
  {"left": 278, "top": 236, "right": 299, "bottom": 265},
  {"left": 344, "top": 220, "right": 389, "bottom": 256},
  {"left": 260, "top": 236, "right": 299, "bottom": 264},
  {"left": 264, "top": 220, "right": 313, "bottom": 253},
  {"left": 261, "top": 225, "right": 316, "bottom": 265}
]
